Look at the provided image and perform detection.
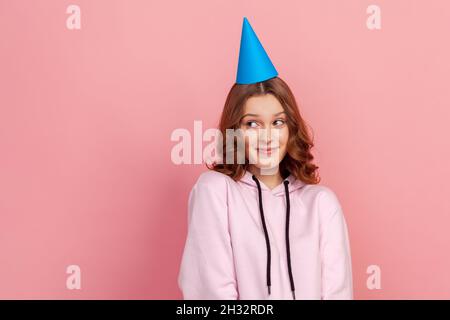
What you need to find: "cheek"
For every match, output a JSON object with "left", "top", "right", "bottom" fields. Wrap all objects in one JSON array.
[
  {"left": 242, "top": 129, "right": 258, "bottom": 149},
  {"left": 278, "top": 128, "right": 289, "bottom": 148}
]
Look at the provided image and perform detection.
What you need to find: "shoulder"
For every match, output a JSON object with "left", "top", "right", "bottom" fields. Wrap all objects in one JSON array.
[
  {"left": 193, "top": 170, "right": 233, "bottom": 192},
  {"left": 299, "top": 184, "right": 343, "bottom": 220},
  {"left": 300, "top": 183, "right": 340, "bottom": 203},
  {"left": 187, "top": 171, "right": 231, "bottom": 223}
]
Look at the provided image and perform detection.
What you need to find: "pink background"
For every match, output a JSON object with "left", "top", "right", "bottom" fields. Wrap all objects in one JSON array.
[{"left": 1, "top": 0, "right": 450, "bottom": 299}]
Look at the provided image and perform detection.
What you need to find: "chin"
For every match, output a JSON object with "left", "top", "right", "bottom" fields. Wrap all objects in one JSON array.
[
  {"left": 254, "top": 158, "right": 282, "bottom": 170},
  {"left": 247, "top": 149, "right": 286, "bottom": 170}
]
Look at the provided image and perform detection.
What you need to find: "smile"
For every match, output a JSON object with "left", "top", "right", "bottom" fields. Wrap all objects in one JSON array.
[{"left": 257, "top": 147, "right": 279, "bottom": 155}]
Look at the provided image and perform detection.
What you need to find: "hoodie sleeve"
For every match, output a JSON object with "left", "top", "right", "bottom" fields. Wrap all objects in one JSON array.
[
  {"left": 319, "top": 188, "right": 354, "bottom": 300},
  {"left": 177, "top": 173, "right": 238, "bottom": 299}
]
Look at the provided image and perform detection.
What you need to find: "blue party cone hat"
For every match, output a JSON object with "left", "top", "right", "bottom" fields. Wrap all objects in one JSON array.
[{"left": 236, "top": 17, "right": 278, "bottom": 84}]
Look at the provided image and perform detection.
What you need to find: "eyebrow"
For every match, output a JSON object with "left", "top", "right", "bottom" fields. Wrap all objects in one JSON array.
[{"left": 241, "top": 111, "right": 286, "bottom": 118}]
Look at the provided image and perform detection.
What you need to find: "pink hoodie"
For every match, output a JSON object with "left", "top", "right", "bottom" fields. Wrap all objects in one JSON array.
[{"left": 177, "top": 170, "right": 353, "bottom": 300}]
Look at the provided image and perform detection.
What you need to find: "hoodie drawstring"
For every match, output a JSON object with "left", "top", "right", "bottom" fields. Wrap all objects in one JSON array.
[
  {"left": 252, "top": 175, "right": 272, "bottom": 296},
  {"left": 252, "top": 174, "right": 296, "bottom": 300},
  {"left": 284, "top": 180, "right": 296, "bottom": 300}
]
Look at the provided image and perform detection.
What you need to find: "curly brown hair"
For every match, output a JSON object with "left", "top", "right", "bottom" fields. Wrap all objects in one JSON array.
[{"left": 207, "top": 76, "right": 320, "bottom": 184}]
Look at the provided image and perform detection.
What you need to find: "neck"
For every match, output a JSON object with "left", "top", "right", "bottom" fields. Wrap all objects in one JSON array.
[{"left": 248, "top": 165, "right": 283, "bottom": 190}]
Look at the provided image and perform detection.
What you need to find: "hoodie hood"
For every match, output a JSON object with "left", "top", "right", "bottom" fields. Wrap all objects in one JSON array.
[{"left": 238, "top": 170, "right": 306, "bottom": 196}]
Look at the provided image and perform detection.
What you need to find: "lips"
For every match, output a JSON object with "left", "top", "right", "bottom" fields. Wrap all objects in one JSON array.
[{"left": 257, "top": 146, "right": 279, "bottom": 155}]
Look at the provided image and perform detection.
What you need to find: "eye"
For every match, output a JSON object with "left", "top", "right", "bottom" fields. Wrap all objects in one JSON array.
[
  {"left": 245, "top": 120, "right": 259, "bottom": 128},
  {"left": 273, "top": 119, "right": 286, "bottom": 127}
]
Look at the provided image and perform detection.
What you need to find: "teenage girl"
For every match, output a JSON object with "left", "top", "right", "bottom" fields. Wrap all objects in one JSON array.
[{"left": 178, "top": 17, "right": 353, "bottom": 300}]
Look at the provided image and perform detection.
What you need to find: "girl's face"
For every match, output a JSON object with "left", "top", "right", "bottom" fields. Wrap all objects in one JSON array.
[{"left": 239, "top": 94, "right": 289, "bottom": 173}]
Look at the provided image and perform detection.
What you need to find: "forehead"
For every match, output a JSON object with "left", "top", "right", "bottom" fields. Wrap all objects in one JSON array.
[{"left": 243, "top": 94, "right": 284, "bottom": 115}]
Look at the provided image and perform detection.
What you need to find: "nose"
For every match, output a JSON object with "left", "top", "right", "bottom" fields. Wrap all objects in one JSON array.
[
  {"left": 258, "top": 128, "right": 280, "bottom": 147},
  {"left": 257, "top": 129, "right": 270, "bottom": 146}
]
